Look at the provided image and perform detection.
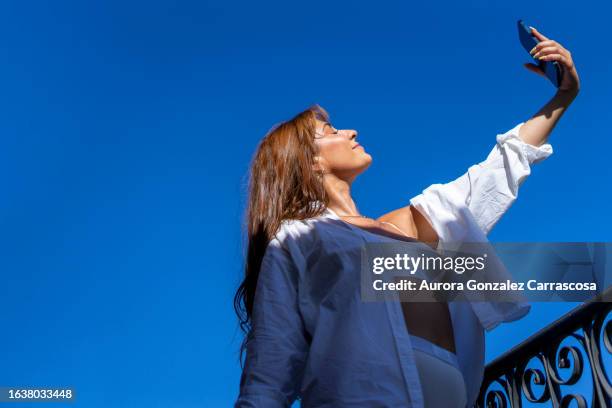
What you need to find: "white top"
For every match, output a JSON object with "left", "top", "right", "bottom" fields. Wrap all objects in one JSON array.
[{"left": 235, "top": 121, "right": 554, "bottom": 407}]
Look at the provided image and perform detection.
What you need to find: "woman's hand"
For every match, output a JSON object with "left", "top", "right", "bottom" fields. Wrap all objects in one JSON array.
[{"left": 523, "top": 27, "right": 580, "bottom": 96}]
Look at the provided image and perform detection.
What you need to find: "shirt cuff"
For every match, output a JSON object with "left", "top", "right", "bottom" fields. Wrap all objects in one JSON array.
[{"left": 495, "top": 121, "right": 554, "bottom": 165}]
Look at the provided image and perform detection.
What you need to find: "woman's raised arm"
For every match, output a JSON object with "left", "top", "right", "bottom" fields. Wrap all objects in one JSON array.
[
  {"left": 405, "top": 27, "right": 580, "bottom": 239},
  {"left": 407, "top": 121, "right": 554, "bottom": 238},
  {"left": 520, "top": 26, "right": 580, "bottom": 147}
]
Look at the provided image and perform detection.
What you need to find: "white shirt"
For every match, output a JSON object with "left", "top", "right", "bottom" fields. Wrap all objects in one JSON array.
[
  {"left": 407, "top": 121, "right": 553, "bottom": 405},
  {"left": 235, "top": 121, "right": 554, "bottom": 407}
]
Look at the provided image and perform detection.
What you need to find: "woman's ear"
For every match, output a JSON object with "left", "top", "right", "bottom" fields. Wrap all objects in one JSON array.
[{"left": 312, "top": 156, "right": 328, "bottom": 176}]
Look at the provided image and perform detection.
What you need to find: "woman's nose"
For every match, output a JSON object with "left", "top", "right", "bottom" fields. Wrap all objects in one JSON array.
[{"left": 343, "top": 129, "right": 358, "bottom": 140}]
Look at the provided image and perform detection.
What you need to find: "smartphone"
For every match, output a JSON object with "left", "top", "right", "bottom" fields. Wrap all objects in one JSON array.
[{"left": 517, "top": 19, "right": 563, "bottom": 88}]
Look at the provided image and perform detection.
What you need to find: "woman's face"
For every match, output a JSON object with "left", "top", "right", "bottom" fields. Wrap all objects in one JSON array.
[{"left": 313, "top": 119, "right": 372, "bottom": 182}]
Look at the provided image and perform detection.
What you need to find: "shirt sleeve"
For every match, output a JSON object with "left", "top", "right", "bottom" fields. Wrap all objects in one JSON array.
[
  {"left": 235, "top": 237, "right": 309, "bottom": 408},
  {"left": 410, "top": 122, "right": 554, "bottom": 237}
]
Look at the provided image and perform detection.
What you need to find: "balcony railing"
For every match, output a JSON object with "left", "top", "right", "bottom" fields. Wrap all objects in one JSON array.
[{"left": 476, "top": 287, "right": 612, "bottom": 408}]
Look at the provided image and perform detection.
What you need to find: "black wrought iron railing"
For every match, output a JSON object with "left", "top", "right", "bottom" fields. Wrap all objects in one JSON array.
[{"left": 476, "top": 287, "right": 612, "bottom": 408}]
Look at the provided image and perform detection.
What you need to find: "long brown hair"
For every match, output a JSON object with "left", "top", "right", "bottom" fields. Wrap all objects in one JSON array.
[{"left": 234, "top": 104, "right": 330, "bottom": 364}]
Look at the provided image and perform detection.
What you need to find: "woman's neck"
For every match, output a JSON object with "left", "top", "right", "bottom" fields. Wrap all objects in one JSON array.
[{"left": 322, "top": 174, "right": 360, "bottom": 217}]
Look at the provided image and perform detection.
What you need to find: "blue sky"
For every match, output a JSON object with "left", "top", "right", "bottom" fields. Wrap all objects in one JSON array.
[{"left": 1, "top": 0, "right": 610, "bottom": 406}]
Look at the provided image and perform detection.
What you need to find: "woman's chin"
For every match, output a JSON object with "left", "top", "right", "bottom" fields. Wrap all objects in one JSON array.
[{"left": 356, "top": 157, "right": 373, "bottom": 174}]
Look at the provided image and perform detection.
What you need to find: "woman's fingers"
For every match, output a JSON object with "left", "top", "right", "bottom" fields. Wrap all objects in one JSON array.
[
  {"left": 523, "top": 62, "right": 546, "bottom": 77},
  {"left": 526, "top": 26, "right": 580, "bottom": 93},
  {"left": 530, "top": 26, "right": 549, "bottom": 41},
  {"left": 529, "top": 40, "right": 558, "bottom": 55},
  {"left": 533, "top": 45, "right": 570, "bottom": 60},
  {"left": 538, "top": 53, "right": 573, "bottom": 69}
]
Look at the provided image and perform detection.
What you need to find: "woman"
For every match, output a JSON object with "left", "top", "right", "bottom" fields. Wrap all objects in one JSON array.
[{"left": 234, "top": 27, "right": 580, "bottom": 407}]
